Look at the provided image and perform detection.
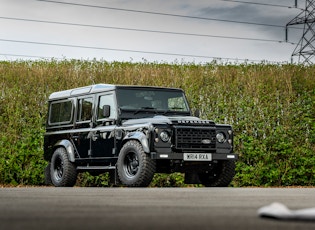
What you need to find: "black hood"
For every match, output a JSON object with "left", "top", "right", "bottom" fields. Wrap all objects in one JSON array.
[{"left": 122, "top": 115, "right": 215, "bottom": 126}]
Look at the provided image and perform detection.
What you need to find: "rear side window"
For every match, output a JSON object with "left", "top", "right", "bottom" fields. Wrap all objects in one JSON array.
[
  {"left": 49, "top": 100, "right": 73, "bottom": 125},
  {"left": 78, "top": 97, "right": 93, "bottom": 122}
]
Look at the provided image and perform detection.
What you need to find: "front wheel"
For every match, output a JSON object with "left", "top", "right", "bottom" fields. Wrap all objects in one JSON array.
[
  {"left": 117, "top": 140, "right": 156, "bottom": 187},
  {"left": 50, "top": 147, "right": 77, "bottom": 187},
  {"left": 199, "top": 161, "right": 235, "bottom": 187}
]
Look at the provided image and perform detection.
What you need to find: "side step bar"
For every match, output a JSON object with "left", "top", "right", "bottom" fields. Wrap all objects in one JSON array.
[
  {"left": 76, "top": 165, "right": 116, "bottom": 171},
  {"left": 76, "top": 165, "right": 119, "bottom": 185}
]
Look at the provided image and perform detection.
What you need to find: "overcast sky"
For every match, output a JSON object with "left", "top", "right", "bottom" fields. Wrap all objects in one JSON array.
[{"left": 0, "top": 0, "right": 305, "bottom": 63}]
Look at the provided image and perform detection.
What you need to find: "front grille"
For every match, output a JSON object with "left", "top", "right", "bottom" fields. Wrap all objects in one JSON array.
[{"left": 174, "top": 126, "right": 216, "bottom": 151}]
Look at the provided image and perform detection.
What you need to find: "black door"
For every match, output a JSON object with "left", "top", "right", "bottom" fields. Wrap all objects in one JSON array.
[
  {"left": 72, "top": 96, "right": 94, "bottom": 159},
  {"left": 90, "top": 93, "right": 117, "bottom": 158}
]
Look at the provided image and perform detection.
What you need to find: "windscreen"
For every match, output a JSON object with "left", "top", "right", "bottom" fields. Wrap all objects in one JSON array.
[{"left": 116, "top": 88, "right": 190, "bottom": 113}]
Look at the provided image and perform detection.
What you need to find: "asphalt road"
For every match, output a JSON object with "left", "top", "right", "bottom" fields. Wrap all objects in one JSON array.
[{"left": 0, "top": 187, "right": 315, "bottom": 230}]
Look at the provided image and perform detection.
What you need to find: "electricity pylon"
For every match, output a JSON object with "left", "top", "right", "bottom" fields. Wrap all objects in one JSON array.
[{"left": 286, "top": 0, "right": 315, "bottom": 64}]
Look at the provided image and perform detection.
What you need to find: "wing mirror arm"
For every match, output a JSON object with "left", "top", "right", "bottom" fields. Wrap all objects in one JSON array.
[{"left": 194, "top": 109, "right": 200, "bottom": 118}]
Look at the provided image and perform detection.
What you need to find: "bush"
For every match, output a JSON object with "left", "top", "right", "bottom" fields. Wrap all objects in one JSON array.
[{"left": 1, "top": 60, "right": 314, "bottom": 186}]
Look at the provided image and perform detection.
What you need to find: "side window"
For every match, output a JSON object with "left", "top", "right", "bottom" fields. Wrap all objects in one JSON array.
[
  {"left": 49, "top": 100, "right": 73, "bottom": 124},
  {"left": 78, "top": 97, "right": 93, "bottom": 122},
  {"left": 98, "top": 94, "right": 116, "bottom": 120}
]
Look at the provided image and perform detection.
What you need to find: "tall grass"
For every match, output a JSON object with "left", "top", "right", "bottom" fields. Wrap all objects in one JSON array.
[{"left": 1, "top": 60, "right": 314, "bottom": 186}]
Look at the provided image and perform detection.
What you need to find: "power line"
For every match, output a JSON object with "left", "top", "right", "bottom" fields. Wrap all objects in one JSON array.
[
  {"left": 0, "top": 1, "right": 297, "bottom": 63},
  {"left": 0, "top": 39, "right": 269, "bottom": 62},
  {"left": 36, "top": 0, "right": 288, "bottom": 29},
  {"left": 0, "top": 53, "right": 57, "bottom": 59},
  {"left": 221, "top": 0, "right": 300, "bottom": 9},
  {"left": 0, "top": 17, "right": 292, "bottom": 44},
  {"left": 0, "top": 52, "right": 277, "bottom": 63}
]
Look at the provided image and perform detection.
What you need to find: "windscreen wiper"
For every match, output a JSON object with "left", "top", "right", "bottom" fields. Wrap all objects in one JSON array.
[
  {"left": 134, "top": 107, "right": 157, "bottom": 115},
  {"left": 162, "top": 107, "right": 186, "bottom": 115}
]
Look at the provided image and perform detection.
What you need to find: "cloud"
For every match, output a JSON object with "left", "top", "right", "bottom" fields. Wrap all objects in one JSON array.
[
  {"left": 0, "top": 0, "right": 302, "bottom": 62},
  {"left": 193, "top": 2, "right": 300, "bottom": 41}
]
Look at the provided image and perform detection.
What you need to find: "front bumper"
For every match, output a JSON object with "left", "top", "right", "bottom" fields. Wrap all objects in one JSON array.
[{"left": 150, "top": 152, "right": 238, "bottom": 161}]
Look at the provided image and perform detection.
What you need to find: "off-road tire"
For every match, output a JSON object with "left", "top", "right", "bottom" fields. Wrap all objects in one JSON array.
[
  {"left": 199, "top": 161, "right": 235, "bottom": 187},
  {"left": 117, "top": 140, "right": 156, "bottom": 187},
  {"left": 50, "top": 147, "right": 77, "bottom": 187}
]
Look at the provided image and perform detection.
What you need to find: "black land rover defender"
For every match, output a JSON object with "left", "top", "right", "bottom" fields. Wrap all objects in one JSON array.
[{"left": 44, "top": 84, "right": 237, "bottom": 187}]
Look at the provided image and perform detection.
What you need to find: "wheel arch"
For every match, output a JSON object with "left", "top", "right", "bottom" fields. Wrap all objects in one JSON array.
[
  {"left": 53, "top": 139, "right": 76, "bottom": 162},
  {"left": 121, "top": 131, "right": 150, "bottom": 153}
]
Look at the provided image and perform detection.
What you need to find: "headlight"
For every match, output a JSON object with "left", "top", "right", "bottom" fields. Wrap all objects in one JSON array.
[
  {"left": 216, "top": 132, "right": 226, "bottom": 143},
  {"left": 160, "top": 130, "right": 170, "bottom": 142}
]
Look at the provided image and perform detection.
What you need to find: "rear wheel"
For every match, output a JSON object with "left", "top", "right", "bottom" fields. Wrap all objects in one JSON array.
[
  {"left": 117, "top": 140, "right": 156, "bottom": 187},
  {"left": 50, "top": 147, "right": 77, "bottom": 187},
  {"left": 199, "top": 161, "right": 235, "bottom": 187}
]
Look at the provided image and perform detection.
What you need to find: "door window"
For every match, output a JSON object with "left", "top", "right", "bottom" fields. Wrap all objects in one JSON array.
[{"left": 98, "top": 94, "right": 116, "bottom": 120}]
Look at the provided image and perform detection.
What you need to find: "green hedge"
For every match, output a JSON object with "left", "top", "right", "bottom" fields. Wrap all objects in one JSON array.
[{"left": 1, "top": 60, "right": 314, "bottom": 186}]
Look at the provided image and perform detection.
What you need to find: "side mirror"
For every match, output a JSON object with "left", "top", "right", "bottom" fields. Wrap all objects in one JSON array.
[
  {"left": 194, "top": 109, "right": 200, "bottom": 118},
  {"left": 102, "top": 105, "right": 110, "bottom": 118}
]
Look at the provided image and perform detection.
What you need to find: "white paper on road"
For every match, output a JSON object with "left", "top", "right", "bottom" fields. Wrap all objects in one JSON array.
[{"left": 258, "top": 202, "right": 315, "bottom": 220}]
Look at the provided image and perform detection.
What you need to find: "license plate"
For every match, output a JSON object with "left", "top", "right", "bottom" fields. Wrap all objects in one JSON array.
[{"left": 183, "top": 153, "right": 212, "bottom": 161}]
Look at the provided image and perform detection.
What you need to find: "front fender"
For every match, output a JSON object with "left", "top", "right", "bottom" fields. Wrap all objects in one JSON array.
[
  {"left": 123, "top": 132, "right": 150, "bottom": 153},
  {"left": 54, "top": 139, "right": 76, "bottom": 162}
]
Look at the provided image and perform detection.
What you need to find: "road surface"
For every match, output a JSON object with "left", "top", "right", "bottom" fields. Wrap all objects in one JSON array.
[{"left": 0, "top": 187, "right": 314, "bottom": 230}]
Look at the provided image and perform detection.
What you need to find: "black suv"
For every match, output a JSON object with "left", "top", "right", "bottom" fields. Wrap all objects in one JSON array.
[{"left": 44, "top": 84, "right": 237, "bottom": 187}]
